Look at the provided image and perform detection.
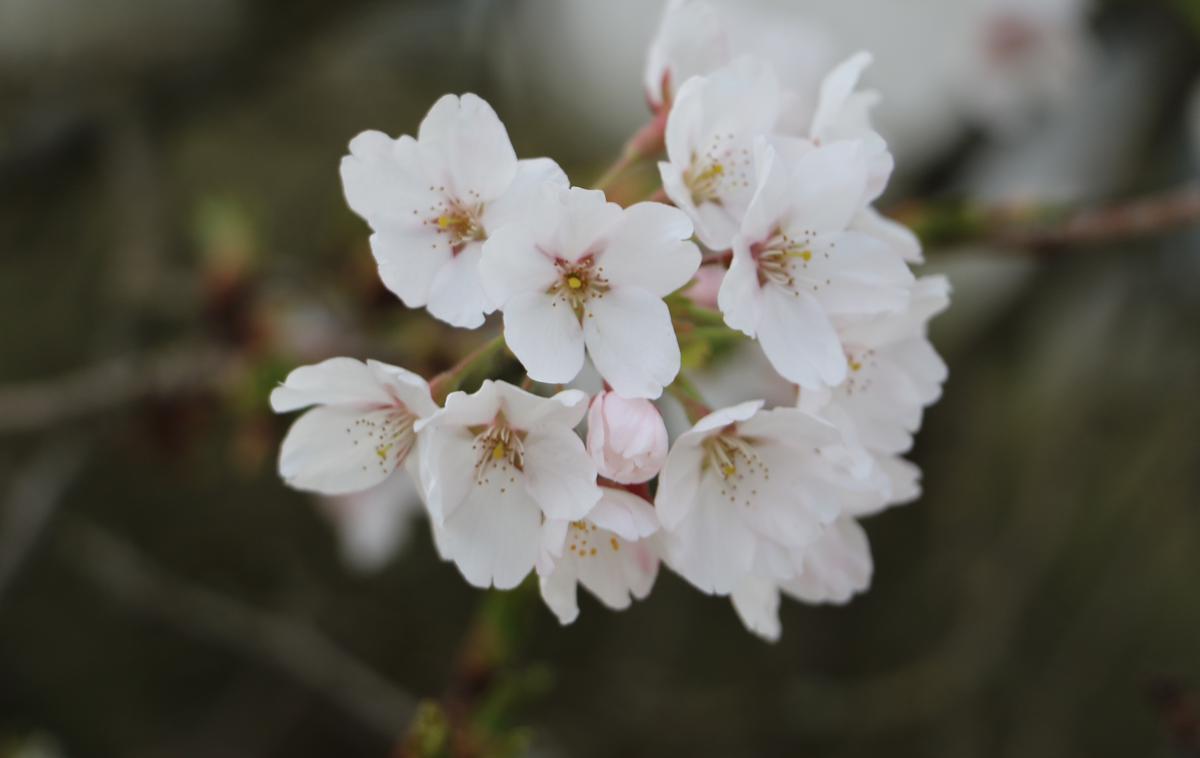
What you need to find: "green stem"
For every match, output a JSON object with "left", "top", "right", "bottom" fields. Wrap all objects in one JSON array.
[{"left": 667, "top": 373, "right": 712, "bottom": 425}]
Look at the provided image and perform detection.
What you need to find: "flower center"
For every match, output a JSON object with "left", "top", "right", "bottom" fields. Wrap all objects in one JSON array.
[
  {"left": 683, "top": 134, "right": 752, "bottom": 206},
  {"left": 752, "top": 230, "right": 829, "bottom": 295},
  {"left": 564, "top": 520, "right": 619, "bottom": 559},
  {"left": 702, "top": 430, "right": 769, "bottom": 507},
  {"left": 470, "top": 414, "right": 525, "bottom": 487},
  {"left": 346, "top": 405, "right": 418, "bottom": 474},
  {"left": 548, "top": 255, "right": 610, "bottom": 322},
  {"left": 420, "top": 189, "right": 486, "bottom": 253}
]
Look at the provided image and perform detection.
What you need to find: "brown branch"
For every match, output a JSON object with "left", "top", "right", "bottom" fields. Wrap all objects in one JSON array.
[
  {"left": 0, "top": 345, "right": 233, "bottom": 436},
  {"left": 57, "top": 516, "right": 416, "bottom": 737}
]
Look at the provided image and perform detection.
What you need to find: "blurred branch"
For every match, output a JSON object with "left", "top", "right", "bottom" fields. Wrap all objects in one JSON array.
[
  {"left": 0, "top": 439, "right": 89, "bottom": 599},
  {"left": 57, "top": 516, "right": 415, "bottom": 737},
  {"left": 907, "top": 183, "right": 1200, "bottom": 252},
  {"left": 0, "top": 345, "right": 233, "bottom": 436}
]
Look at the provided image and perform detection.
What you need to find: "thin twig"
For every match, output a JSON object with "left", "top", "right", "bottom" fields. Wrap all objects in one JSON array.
[
  {"left": 0, "top": 439, "right": 89, "bottom": 599},
  {"left": 0, "top": 345, "right": 233, "bottom": 436},
  {"left": 57, "top": 516, "right": 416, "bottom": 737}
]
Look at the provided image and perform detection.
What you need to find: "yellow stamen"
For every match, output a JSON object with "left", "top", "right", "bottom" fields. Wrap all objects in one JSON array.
[
  {"left": 567, "top": 276, "right": 583, "bottom": 289},
  {"left": 722, "top": 464, "right": 737, "bottom": 478},
  {"left": 376, "top": 444, "right": 393, "bottom": 461},
  {"left": 849, "top": 361, "right": 862, "bottom": 372},
  {"left": 492, "top": 441, "right": 507, "bottom": 461}
]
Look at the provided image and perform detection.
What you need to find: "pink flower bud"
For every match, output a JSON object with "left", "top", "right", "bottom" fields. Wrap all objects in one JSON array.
[
  {"left": 586, "top": 392, "right": 669, "bottom": 485},
  {"left": 684, "top": 263, "right": 725, "bottom": 309}
]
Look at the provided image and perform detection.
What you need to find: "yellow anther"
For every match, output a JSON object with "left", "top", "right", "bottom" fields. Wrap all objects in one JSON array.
[
  {"left": 567, "top": 276, "right": 583, "bottom": 289},
  {"left": 437, "top": 215, "right": 453, "bottom": 229},
  {"left": 800, "top": 250, "right": 812, "bottom": 262},
  {"left": 492, "top": 441, "right": 506, "bottom": 461},
  {"left": 849, "top": 361, "right": 862, "bottom": 372},
  {"left": 722, "top": 464, "right": 737, "bottom": 478},
  {"left": 376, "top": 444, "right": 393, "bottom": 461}
]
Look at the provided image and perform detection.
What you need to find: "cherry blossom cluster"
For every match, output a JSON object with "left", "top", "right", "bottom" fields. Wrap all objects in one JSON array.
[{"left": 270, "top": 0, "right": 948, "bottom": 640}]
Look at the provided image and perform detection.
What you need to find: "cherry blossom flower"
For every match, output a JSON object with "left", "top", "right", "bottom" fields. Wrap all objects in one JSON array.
[
  {"left": 417, "top": 380, "right": 600, "bottom": 589},
  {"left": 655, "top": 400, "right": 881, "bottom": 595},
  {"left": 719, "top": 141, "right": 914, "bottom": 390},
  {"left": 731, "top": 516, "right": 873, "bottom": 641},
  {"left": 586, "top": 391, "right": 669, "bottom": 484},
  {"left": 340, "top": 93, "right": 567, "bottom": 329},
  {"left": 538, "top": 488, "right": 660, "bottom": 624},
  {"left": 480, "top": 187, "right": 700, "bottom": 399},
  {"left": 315, "top": 471, "right": 424, "bottom": 573},
  {"left": 659, "top": 55, "right": 780, "bottom": 251},
  {"left": 270, "top": 357, "right": 437, "bottom": 495}
]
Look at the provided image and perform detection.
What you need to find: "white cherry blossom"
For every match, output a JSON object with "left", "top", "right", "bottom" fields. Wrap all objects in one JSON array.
[
  {"left": 417, "top": 380, "right": 600, "bottom": 590},
  {"left": 731, "top": 516, "right": 873, "bottom": 641},
  {"left": 719, "top": 141, "right": 914, "bottom": 390},
  {"left": 340, "top": 93, "right": 567, "bottom": 329},
  {"left": 270, "top": 357, "right": 436, "bottom": 495},
  {"left": 480, "top": 187, "right": 700, "bottom": 399},
  {"left": 655, "top": 400, "right": 881, "bottom": 595},
  {"left": 316, "top": 470, "right": 424, "bottom": 573},
  {"left": 659, "top": 55, "right": 780, "bottom": 251},
  {"left": 538, "top": 488, "right": 660, "bottom": 624}
]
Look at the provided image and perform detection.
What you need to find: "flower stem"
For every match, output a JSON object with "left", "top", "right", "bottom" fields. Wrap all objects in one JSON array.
[
  {"left": 591, "top": 111, "right": 669, "bottom": 203},
  {"left": 667, "top": 373, "right": 712, "bottom": 424},
  {"left": 429, "top": 334, "right": 507, "bottom": 404}
]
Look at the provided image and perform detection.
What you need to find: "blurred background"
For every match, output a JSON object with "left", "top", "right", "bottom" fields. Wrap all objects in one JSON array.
[{"left": 1, "top": 0, "right": 1198, "bottom": 755}]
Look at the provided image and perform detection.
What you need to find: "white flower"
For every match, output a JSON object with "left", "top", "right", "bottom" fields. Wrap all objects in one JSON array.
[
  {"left": 799, "top": 275, "right": 950, "bottom": 513},
  {"left": 731, "top": 516, "right": 873, "bottom": 641},
  {"left": 480, "top": 187, "right": 700, "bottom": 399},
  {"left": 586, "top": 391, "right": 669, "bottom": 485},
  {"left": 659, "top": 56, "right": 780, "bottom": 251},
  {"left": 270, "top": 357, "right": 436, "bottom": 495},
  {"left": 643, "top": 0, "right": 730, "bottom": 109},
  {"left": 655, "top": 400, "right": 879, "bottom": 595},
  {"left": 316, "top": 470, "right": 424, "bottom": 573},
  {"left": 417, "top": 380, "right": 600, "bottom": 589},
  {"left": 802, "top": 52, "right": 894, "bottom": 203},
  {"left": 340, "top": 93, "right": 568, "bottom": 329},
  {"left": 719, "top": 141, "right": 914, "bottom": 390},
  {"left": 538, "top": 488, "right": 660, "bottom": 624}
]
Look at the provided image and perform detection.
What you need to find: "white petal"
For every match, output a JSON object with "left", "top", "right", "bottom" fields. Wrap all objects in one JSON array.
[
  {"left": 786, "top": 140, "right": 870, "bottom": 234},
  {"left": 756, "top": 287, "right": 847, "bottom": 389},
  {"left": 270, "top": 357, "right": 393, "bottom": 412},
  {"left": 653, "top": 439, "right": 705, "bottom": 530},
  {"left": 365, "top": 360, "right": 438, "bottom": 418},
  {"left": 784, "top": 518, "right": 872, "bottom": 604},
  {"left": 539, "top": 559, "right": 580, "bottom": 624},
  {"left": 600, "top": 202, "right": 700, "bottom": 297},
  {"left": 583, "top": 288, "right": 680, "bottom": 399},
  {"left": 810, "top": 51, "right": 873, "bottom": 140},
  {"left": 340, "top": 132, "right": 437, "bottom": 223},
  {"left": 478, "top": 223, "right": 559, "bottom": 307},
  {"left": 278, "top": 406, "right": 403, "bottom": 495},
  {"left": 853, "top": 206, "right": 923, "bottom": 264},
  {"left": 425, "top": 241, "right": 493, "bottom": 329},
  {"left": 416, "top": 427, "right": 476, "bottom": 525},
  {"left": 576, "top": 532, "right": 657, "bottom": 611},
  {"left": 418, "top": 93, "right": 518, "bottom": 202},
  {"left": 588, "top": 488, "right": 660, "bottom": 541},
  {"left": 319, "top": 468, "right": 422, "bottom": 573},
  {"left": 523, "top": 427, "right": 601, "bottom": 521},
  {"left": 438, "top": 474, "right": 541, "bottom": 590},
  {"left": 502, "top": 291, "right": 585, "bottom": 385},
  {"left": 718, "top": 235, "right": 764, "bottom": 336},
  {"left": 551, "top": 188, "right": 624, "bottom": 262},
  {"left": 731, "top": 574, "right": 782, "bottom": 642},
  {"left": 419, "top": 381, "right": 501, "bottom": 431},
  {"left": 662, "top": 479, "right": 757, "bottom": 595},
  {"left": 369, "top": 224, "right": 451, "bottom": 310},
  {"left": 494, "top": 383, "right": 589, "bottom": 431},
  {"left": 801, "top": 232, "right": 913, "bottom": 317},
  {"left": 485, "top": 157, "right": 569, "bottom": 233}
]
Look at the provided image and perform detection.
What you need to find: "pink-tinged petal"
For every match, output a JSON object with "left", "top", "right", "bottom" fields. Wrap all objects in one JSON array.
[
  {"left": 418, "top": 94, "right": 518, "bottom": 203},
  {"left": 738, "top": 407, "right": 841, "bottom": 450},
  {"left": 783, "top": 517, "right": 873, "bottom": 604},
  {"left": 270, "top": 357, "right": 394, "bottom": 413},
  {"left": 881, "top": 455, "right": 922, "bottom": 506},
  {"left": 575, "top": 531, "right": 656, "bottom": 611},
  {"left": 664, "top": 75, "right": 709, "bottom": 167},
  {"left": 731, "top": 574, "right": 782, "bottom": 642},
  {"left": 318, "top": 468, "right": 422, "bottom": 573},
  {"left": 369, "top": 223, "right": 451, "bottom": 310},
  {"left": 523, "top": 426, "right": 601, "bottom": 521},
  {"left": 437, "top": 474, "right": 541, "bottom": 590},
  {"left": 416, "top": 427, "right": 476, "bottom": 525},
  {"left": 601, "top": 202, "right": 700, "bottom": 296},
  {"left": 588, "top": 488, "right": 660, "bottom": 541},
  {"left": 583, "top": 288, "right": 680, "bottom": 399},
  {"left": 479, "top": 222, "right": 559, "bottom": 307},
  {"left": 425, "top": 241, "right": 493, "bottom": 329},
  {"left": 365, "top": 360, "right": 438, "bottom": 419},
  {"left": 502, "top": 291, "right": 585, "bottom": 385},
  {"left": 756, "top": 287, "right": 846, "bottom": 389},
  {"left": 278, "top": 405, "right": 404, "bottom": 495},
  {"left": 484, "top": 157, "right": 569, "bottom": 234}
]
